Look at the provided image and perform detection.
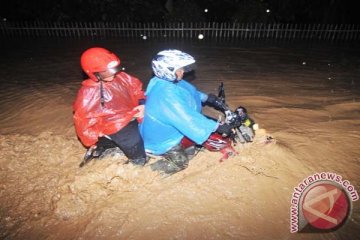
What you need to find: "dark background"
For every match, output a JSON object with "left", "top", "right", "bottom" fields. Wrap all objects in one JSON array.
[{"left": 1, "top": 0, "right": 359, "bottom": 23}]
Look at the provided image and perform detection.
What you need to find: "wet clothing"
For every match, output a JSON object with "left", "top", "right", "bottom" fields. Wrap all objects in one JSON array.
[
  {"left": 80, "top": 120, "right": 147, "bottom": 166},
  {"left": 73, "top": 72, "right": 145, "bottom": 147},
  {"left": 108, "top": 120, "right": 147, "bottom": 165},
  {"left": 92, "top": 119, "right": 148, "bottom": 163},
  {"left": 149, "top": 143, "right": 189, "bottom": 175},
  {"left": 73, "top": 72, "right": 147, "bottom": 165},
  {"left": 139, "top": 76, "right": 218, "bottom": 155}
]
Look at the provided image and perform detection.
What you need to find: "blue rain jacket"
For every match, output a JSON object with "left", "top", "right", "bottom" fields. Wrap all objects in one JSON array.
[{"left": 140, "top": 77, "right": 218, "bottom": 155}]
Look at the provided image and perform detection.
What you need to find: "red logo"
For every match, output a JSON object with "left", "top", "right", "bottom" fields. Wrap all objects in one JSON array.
[{"left": 302, "top": 183, "right": 350, "bottom": 230}]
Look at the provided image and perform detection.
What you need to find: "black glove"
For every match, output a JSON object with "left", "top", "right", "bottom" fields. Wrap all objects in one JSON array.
[
  {"left": 216, "top": 123, "right": 233, "bottom": 136},
  {"left": 205, "top": 94, "right": 226, "bottom": 112}
]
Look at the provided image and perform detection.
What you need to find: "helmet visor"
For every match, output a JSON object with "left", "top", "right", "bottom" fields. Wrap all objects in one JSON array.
[
  {"left": 96, "top": 65, "right": 122, "bottom": 79},
  {"left": 183, "top": 63, "right": 196, "bottom": 73}
]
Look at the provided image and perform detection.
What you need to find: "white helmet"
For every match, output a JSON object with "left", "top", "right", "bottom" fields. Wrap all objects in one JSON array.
[{"left": 151, "top": 49, "right": 195, "bottom": 81}]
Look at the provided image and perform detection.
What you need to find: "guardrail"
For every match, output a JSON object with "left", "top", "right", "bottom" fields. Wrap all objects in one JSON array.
[{"left": 1, "top": 21, "right": 359, "bottom": 41}]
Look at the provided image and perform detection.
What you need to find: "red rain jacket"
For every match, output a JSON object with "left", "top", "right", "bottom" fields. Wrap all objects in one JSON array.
[{"left": 73, "top": 72, "right": 145, "bottom": 147}]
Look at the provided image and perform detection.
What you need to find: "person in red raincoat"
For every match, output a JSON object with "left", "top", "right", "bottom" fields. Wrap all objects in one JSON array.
[{"left": 73, "top": 47, "right": 147, "bottom": 166}]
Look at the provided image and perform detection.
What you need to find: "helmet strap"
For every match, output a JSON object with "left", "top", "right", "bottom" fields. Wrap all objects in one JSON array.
[{"left": 94, "top": 73, "right": 105, "bottom": 108}]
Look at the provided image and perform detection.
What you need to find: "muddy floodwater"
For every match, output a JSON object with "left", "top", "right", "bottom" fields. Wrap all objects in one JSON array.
[{"left": 0, "top": 38, "right": 359, "bottom": 239}]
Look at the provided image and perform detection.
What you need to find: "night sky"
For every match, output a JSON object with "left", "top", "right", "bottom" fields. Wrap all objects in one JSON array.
[{"left": 1, "top": 0, "right": 359, "bottom": 23}]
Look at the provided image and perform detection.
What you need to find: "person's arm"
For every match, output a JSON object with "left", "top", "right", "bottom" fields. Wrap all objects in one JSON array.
[
  {"left": 121, "top": 72, "right": 145, "bottom": 103},
  {"left": 203, "top": 93, "right": 227, "bottom": 112},
  {"left": 160, "top": 89, "right": 218, "bottom": 144},
  {"left": 196, "top": 89, "right": 233, "bottom": 136},
  {"left": 119, "top": 72, "right": 146, "bottom": 119},
  {"left": 73, "top": 88, "right": 100, "bottom": 147}
]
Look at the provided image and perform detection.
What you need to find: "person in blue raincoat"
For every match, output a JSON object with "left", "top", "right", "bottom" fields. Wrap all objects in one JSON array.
[{"left": 140, "top": 49, "right": 233, "bottom": 174}]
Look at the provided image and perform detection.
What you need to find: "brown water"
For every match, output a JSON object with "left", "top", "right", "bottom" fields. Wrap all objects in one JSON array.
[{"left": 0, "top": 38, "right": 359, "bottom": 239}]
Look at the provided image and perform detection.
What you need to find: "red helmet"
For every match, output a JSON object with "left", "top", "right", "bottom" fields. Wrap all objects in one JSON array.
[{"left": 80, "top": 47, "right": 122, "bottom": 81}]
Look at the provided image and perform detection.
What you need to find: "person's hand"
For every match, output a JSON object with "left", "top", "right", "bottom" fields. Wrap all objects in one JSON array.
[
  {"left": 216, "top": 122, "right": 233, "bottom": 136},
  {"left": 206, "top": 93, "right": 226, "bottom": 112},
  {"left": 133, "top": 105, "right": 145, "bottom": 118}
]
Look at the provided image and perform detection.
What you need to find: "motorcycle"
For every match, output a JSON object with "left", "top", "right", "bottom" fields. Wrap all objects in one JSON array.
[{"left": 181, "top": 82, "right": 258, "bottom": 162}]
